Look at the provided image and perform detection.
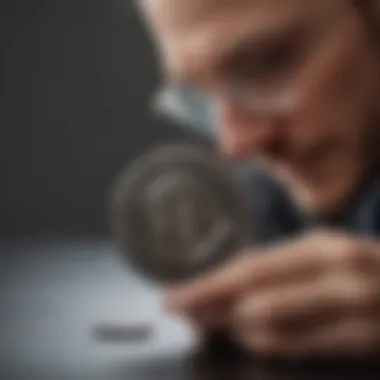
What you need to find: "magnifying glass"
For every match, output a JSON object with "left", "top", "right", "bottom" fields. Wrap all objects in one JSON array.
[{"left": 108, "top": 142, "right": 253, "bottom": 285}]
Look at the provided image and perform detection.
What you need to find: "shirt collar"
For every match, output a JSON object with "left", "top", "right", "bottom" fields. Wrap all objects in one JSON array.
[{"left": 299, "top": 177, "right": 380, "bottom": 237}]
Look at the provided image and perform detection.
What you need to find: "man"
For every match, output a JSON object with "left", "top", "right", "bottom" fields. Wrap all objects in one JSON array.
[{"left": 138, "top": 0, "right": 380, "bottom": 357}]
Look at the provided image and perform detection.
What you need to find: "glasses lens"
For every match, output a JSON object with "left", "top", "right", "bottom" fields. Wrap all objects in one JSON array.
[{"left": 152, "top": 83, "right": 217, "bottom": 138}]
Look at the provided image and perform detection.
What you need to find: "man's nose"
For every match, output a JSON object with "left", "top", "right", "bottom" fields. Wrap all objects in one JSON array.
[{"left": 217, "top": 103, "right": 282, "bottom": 160}]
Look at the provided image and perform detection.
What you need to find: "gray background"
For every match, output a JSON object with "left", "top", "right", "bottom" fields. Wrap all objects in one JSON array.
[
  {"left": 1, "top": 0, "right": 203, "bottom": 238},
  {"left": 1, "top": 3, "right": 203, "bottom": 378}
]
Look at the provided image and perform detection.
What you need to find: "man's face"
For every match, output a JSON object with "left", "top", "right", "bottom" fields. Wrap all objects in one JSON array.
[{"left": 140, "top": 0, "right": 380, "bottom": 215}]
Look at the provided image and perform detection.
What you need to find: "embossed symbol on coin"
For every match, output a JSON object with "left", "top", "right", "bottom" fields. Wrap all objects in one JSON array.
[
  {"left": 109, "top": 143, "right": 252, "bottom": 284},
  {"left": 144, "top": 171, "right": 235, "bottom": 265}
]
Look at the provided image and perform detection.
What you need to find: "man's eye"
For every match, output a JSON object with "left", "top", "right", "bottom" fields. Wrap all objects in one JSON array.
[
  {"left": 256, "top": 44, "right": 296, "bottom": 78},
  {"left": 262, "top": 48, "right": 291, "bottom": 73},
  {"left": 227, "top": 43, "right": 296, "bottom": 85}
]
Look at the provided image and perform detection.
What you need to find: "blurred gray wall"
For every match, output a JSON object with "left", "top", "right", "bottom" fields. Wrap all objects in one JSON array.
[{"left": 1, "top": 0, "right": 203, "bottom": 237}]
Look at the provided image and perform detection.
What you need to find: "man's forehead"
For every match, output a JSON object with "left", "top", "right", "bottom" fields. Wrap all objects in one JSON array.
[
  {"left": 141, "top": 0, "right": 252, "bottom": 29},
  {"left": 141, "top": 0, "right": 337, "bottom": 25},
  {"left": 140, "top": 0, "right": 343, "bottom": 80}
]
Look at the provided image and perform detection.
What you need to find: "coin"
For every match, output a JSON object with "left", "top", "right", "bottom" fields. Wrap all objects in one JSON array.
[{"left": 109, "top": 142, "right": 252, "bottom": 284}]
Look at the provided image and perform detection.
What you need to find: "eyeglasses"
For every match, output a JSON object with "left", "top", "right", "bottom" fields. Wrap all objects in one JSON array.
[
  {"left": 152, "top": 83, "right": 218, "bottom": 138},
  {"left": 150, "top": 4, "right": 354, "bottom": 139},
  {"left": 152, "top": 77, "right": 299, "bottom": 139}
]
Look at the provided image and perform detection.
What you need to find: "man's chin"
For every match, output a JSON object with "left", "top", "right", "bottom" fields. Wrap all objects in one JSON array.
[
  {"left": 261, "top": 163, "right": 359, "bottom": 216},
  {"left": 289, "top": 188, "right": 330, "bottom": 216},
  {"left": 284, "top": 180, "right": 355, "bottom": 218}
]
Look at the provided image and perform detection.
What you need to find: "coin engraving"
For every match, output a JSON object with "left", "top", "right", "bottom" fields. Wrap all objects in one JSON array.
[
  {"left": 143, "top": 171, "right": 235, "bottom": 265},
  {"left": 109, "top": 143, "right": 252, "bottom": 283}
]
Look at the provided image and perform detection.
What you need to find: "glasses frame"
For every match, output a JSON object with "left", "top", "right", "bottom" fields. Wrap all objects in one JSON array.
[{"left": 149, "top": 1, "right": 378, "bottom": 138}]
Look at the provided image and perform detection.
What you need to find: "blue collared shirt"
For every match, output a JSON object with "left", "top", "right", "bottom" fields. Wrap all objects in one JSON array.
[{"left": 237, "top": 166, "right": 380, "bottom": 244}]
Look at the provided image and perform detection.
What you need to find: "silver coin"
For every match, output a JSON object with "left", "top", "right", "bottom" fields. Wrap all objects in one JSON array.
[{"left": 109, "top": 143, "right": 252, "bottom": 284}]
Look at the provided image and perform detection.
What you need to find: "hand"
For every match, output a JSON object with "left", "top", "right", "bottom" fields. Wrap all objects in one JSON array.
[{"left": 164, "top": 231, "right": 380, "bottom": 358}]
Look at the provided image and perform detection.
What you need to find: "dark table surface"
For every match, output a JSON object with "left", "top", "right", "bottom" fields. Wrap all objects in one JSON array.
[{"left": 1, "top": 237, "right": 380, "bottom": 380}]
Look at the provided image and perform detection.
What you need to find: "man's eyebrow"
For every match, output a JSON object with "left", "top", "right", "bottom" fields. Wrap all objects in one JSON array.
[
  {"left": 214, "top": 22, "right": 305, "bottom": 72},
  {"left": 173, "top": 18, "right": 306, "bottom": 84}
]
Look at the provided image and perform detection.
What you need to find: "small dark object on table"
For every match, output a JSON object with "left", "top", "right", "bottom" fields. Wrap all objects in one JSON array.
[{"left": 92, "top": 323, "right": 154, "bottom": 344}]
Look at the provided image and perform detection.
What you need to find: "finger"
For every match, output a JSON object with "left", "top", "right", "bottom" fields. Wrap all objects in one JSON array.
[
  {"left": 234, "top": 272, "right": 380, "bottom": 331},
  {"left": 233, "top": 277, "right": 332, "bottom": 332},
  {"left": 164, "top": 287, "right": 232, "bottom": 330},
  {"left": 165, "top": 233, "right": 332, "bottom": 312},
  {"left": 237, "top": 316, "right": 380, "bottom": 358},
  {"left": 288, "top": 317, "right": 380, "bottom": 358},
  {"left": 187, "top": 302, "right": 231, "bottom": 331}
]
